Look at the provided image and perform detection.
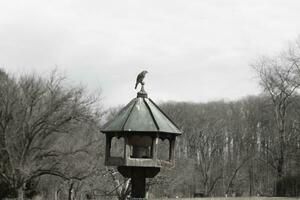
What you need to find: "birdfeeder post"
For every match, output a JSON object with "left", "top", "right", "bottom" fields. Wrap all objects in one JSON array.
[
  {"left": 101, "top": 72, "right": 181, "bottom": 199},
  {"left": 131, "top": 167, "right": 146, "bottom": 197}
]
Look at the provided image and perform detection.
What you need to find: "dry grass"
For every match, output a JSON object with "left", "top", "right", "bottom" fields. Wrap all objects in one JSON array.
[{"left": 154, "top": 198, "right": 300, "bottom": 200}]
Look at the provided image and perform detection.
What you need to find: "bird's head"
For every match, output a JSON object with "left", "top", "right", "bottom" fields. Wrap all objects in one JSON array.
[{"left": 142, "top": 70, "right": 148, "bottom": 75}]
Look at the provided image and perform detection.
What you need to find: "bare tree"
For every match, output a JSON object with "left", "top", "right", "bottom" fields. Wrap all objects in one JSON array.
[
  {"left": 252, "top": 40, "right": 300, "bottom": 194},
  {"left": 0, "top": 70, "right": 102, "bottom": 199},
  {"left": 189, "top": 119, "right": 225, "bottom": 196},
  {"left": 106, "top": 168, "right": 131, "bottom": 200}
]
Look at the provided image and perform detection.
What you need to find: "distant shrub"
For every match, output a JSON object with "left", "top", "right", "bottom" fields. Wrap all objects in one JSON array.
[
  {"left": 276, "top": 174, "right": 300, "bottom": 197},
  {"left": 0, "top": 182, "right": 17, "bottom": 198}
]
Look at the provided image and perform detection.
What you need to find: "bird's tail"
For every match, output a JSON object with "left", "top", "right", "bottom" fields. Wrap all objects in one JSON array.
[{"left": 135, "top": 82, "right": 138, "bottom": 89}]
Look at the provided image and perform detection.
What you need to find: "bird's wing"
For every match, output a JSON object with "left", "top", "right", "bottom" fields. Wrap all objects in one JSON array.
[{"left": 136, "top": 72, "right": 144, "bottom": 83}]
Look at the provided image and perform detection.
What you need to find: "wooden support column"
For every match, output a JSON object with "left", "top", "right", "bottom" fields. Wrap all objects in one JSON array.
[
  {"left": 152, "top": 137, "right": 158, "bottom": 160},
  {"left": 124, "top": 137, "right": 131, "bottom": 165},
  {"left": 131, "top": 167, "right": 146, "bottom": 198},
  {"left": 105, "top": 135, "right": 112, "bottom": 164},
  {"left": 169, "top": 138, "right": 176, "bottom": 163}
]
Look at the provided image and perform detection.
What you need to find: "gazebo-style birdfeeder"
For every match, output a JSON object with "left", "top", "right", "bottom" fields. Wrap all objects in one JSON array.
[{"left": 101, "top": 71, "right": 181, "bottom": 199}]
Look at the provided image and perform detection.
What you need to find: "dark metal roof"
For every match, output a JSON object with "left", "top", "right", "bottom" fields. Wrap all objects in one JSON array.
[{"left": 101, "top": 96, "right": 181, "bottom": 135}]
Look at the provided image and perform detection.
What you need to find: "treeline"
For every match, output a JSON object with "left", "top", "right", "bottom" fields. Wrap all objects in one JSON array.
[{"left": 153, "top": 95, "right": 300, "bottom": 197}]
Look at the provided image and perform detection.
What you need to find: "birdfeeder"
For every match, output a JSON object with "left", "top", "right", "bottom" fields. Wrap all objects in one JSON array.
[{"left": 101, "top": 72, "right": 181, "bottom": 199}]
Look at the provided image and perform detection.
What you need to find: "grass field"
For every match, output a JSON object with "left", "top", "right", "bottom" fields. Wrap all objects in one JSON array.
[{"left": 154, "top": 198, "right": 300, "bottom": 200}]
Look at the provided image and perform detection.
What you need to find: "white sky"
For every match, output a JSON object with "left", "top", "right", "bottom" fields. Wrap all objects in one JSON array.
[{"left": 1, "top": 0, "right": 300, "bottom": 107}]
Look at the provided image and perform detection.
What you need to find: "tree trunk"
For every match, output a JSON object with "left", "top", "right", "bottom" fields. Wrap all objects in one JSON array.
[
  {"left": 68, "top": 182, "right": 74, "bottom": 200},
  {"left": 275, "top": 123, "right": 285, "bottom": 196},
  {"left": 276, "top": 109, "right": 285, "bottom": 178},
  {"left": 55, "top": 188, "right": 61, "bottom": 200},
  {"left": 248, "top": 163, "right": 253, "bottom": 196},
  {"left": 17, "top": 186, "right": 24, "bottom": 200},
  {"left": 55, "top": 190, "right": 58, "bottom": 200},
  {"left": 277, "top": 153, "right": 284, "bottom": 179},
  {"left": 277, "top": 129, "right": 285, "bottom": 179}
]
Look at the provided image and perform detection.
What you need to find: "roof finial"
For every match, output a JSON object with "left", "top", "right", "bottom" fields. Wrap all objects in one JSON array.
[{"left": 135, "top": 70, "right": 148, "bottom": 98}]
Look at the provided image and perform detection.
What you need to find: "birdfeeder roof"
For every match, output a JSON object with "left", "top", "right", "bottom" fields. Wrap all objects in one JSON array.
[{"left": 101, "top": 96, "right": 182, "bottom": 135}]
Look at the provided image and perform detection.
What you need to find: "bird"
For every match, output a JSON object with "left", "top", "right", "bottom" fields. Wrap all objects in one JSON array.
[{"left": 135, "top": 70, "right": 148, "bottom": 89}]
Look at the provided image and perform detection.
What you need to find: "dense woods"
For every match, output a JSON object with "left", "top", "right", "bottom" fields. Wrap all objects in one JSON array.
[
  {"left": 157, "top": 95, "right": 300, "bottom": 197},
  {"left": 1, "top": 39, "right": 300, "bottom": 199}
]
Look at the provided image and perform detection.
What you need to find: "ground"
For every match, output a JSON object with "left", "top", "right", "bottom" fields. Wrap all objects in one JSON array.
[{"left": 154, "top": 198, "right": 300, "bottom": 200}]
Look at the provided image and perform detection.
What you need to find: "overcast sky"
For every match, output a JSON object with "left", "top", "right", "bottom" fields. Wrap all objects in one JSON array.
[{"left": 1, "top": 0, "right": 300, "bottom": 107}]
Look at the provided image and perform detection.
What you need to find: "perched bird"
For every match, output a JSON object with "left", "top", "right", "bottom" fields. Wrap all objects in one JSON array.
[{"left": 135, "top": 70, "right": 148, "bottom": 89}]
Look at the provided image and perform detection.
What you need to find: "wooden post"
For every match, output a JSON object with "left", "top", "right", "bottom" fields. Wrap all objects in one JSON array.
[
  {"left": 124, "top": 137, "right": 131, "bottom": 164},
  {"left": 152, "top": 137, "right": 158, "bottom": 160},
  {"left": 105, "top": 135, "right": 111, "bottom": 164},
  {"left": 131, "top": 167, "right": 146, "bottom": 198},
  {"left": 169, "top": 138, "right": 175, "bottom": 162}
]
